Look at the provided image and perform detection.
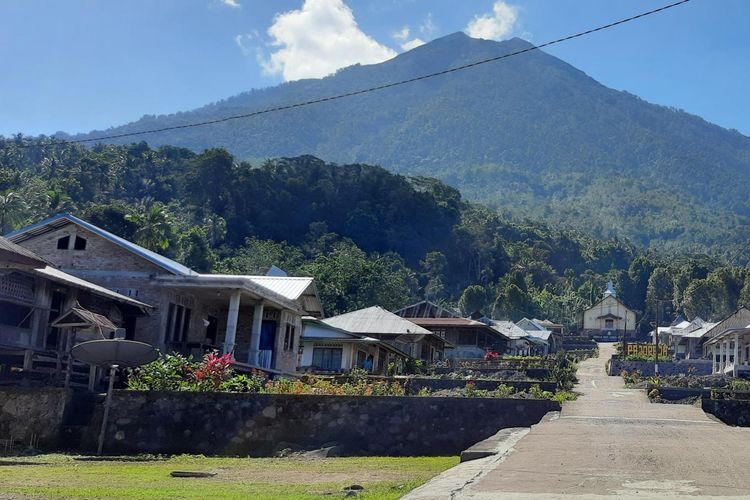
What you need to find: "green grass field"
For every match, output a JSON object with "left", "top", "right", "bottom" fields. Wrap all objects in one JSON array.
[{"left": 0, "top": 454, "right": 458, "bottom": 499}]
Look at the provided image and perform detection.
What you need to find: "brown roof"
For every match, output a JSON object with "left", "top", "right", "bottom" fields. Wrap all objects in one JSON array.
[
  {"left": 0, "top": 236, "right": 48, "bottom": 269},
  {"left": 51, "top": 306, "right": 118, "bottom": 332},
  {"left": 408, "top": 317, "right": 484, "bottom": 326},
  {"left": 409, "top": 317, "right": 509, "bottom": 340}
]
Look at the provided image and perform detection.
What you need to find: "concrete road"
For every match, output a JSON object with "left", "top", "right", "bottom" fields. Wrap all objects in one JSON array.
[{"left": 407, "top": 344, "right": 750, "bottom": 499}]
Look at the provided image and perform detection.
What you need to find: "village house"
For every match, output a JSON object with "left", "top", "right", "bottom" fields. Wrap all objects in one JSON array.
[
  {"left": 394, "top": 300, "right": 509, "bottom": 358},
  {"left": 491, "top": 321, "right": 540, "bottom": 356},
  {"left": 321, "top": 306, "right": 448, "bottom": 368},
  {"left": 6, "top": 214, "right": 323, "bottom": 375},
  {"left": 705, "top": 326, "right": 750, "bottom": 377},
  {"left": 0, "top": 236, "right": 151, "bottom": 384},
  {"left": 698, "top": 307, "right": 750, "bottom": 375},
  {"left": 299, "top": 316, "right": 410, "bottom": 373},
  {"left": 577, "top": 282, "right": 637, "bottom": 341},
  {"left": 652, "top": 316, "right": 718, "bottom": 360},
  {"left": 516, "top": 318, "right": 562, "bottom": 353}
]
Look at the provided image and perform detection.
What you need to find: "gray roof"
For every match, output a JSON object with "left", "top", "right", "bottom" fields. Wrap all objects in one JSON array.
[
  {"left": 323, "top": 306, "right": 433, "bottom": 336},
  {"left": 703, "top": 307, "right": 750, "bottom": 340},
  {"left": 6, "top": 213, "right": 197, "bottom": 276},
  {"left": 0, "top": 236, "right": 48, "bottom": 268},
  {"left": 491, "top": 321, "right": 529, "bottom": 339},
  {"left": 34, "top": 266, "right": 152, "bottom": 310}
]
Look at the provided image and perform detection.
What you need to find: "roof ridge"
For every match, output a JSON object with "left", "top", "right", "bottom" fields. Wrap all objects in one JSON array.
[{"left": 7, "top": 213, "right": 197, "bottom": 276}]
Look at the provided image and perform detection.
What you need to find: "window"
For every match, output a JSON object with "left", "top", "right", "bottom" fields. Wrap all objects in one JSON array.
[
  {"left": 73, "top": 236, "right": 87, "bottom": 250},
  {"left": 604, "top": 319, "right": 614, "bottom": 329},
  {"left": 0, "top": 300, "right": 32, "bottom": 329},
  {"left": 57, "top": 236, "right": 70, "bottom": 249},
  {"left": 312, "top": 347, "right": 342, "bottom": 371},
  {"left": 283, "top": 323, "right": 296, "bottom": 351}
]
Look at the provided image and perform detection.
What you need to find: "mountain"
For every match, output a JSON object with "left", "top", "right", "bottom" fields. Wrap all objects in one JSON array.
[{"left": 70, "top": 33, "right": 750, "bottom": 254}]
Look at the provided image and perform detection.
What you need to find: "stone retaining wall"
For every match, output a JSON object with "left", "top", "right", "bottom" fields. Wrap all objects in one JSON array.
[
  {"left": 701, "top": 398, "right": 750, "bottom": 426},
  {"left": 324, "top": 376, "right": 557, "bottom": 394},
  {"left": 608, "top": 359, "right": 712, "bottom": 376},
  {"left": 0, "top": 387, "right": 70, "bottom": 449},
  {"left": 646, "top": 385, "right": 710, "bottom": 401},
  {"left": 92, "top": 391, "right": 560, "bottom": 456}
]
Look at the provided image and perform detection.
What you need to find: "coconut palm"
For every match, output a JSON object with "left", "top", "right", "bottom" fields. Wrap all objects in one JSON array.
[
  {"left": 0, "top": 190, "right": 26, "bottom": 233},
  {"left": 125, "top": 204, "right": 173, "bottom": 251}
]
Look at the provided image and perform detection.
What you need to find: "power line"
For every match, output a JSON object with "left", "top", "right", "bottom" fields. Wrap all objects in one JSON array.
[{"left": 9, "top": 0, "right": 691, "bottom": 150}]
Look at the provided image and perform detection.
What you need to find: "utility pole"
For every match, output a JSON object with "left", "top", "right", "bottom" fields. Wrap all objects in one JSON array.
[{"left": 654, "top": 301, "right": 659, "bottom": 375}]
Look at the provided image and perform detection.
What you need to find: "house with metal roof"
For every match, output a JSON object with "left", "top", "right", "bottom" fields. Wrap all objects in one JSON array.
[
  {"left": 394, "top": 301, "right": 511, "bottom": 358},
  {"left": 299, "top": 316, "right": 410, "bottom": 373},
  {"left": 322, "top": 306, "right": 449, "bottom": 366},
  {"left": 516, "top": 318, "right": 561, "bottom": 354},
  {"left": 6, "top": 214, "right": 323, "bottom": 375},
  {"left": 0, "top": 236, "right": 151, "bottom": 385}
]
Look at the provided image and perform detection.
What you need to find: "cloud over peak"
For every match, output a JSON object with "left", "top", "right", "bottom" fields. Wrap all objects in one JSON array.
[
  {"left": 465, "top": 1, "right": 518, "bottom": 41},
  {"left": 259, "top": 0, "right": 396, "bottom": 82}
]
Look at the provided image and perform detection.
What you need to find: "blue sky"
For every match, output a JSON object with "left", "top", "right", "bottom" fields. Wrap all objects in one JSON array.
[{"left": 1, "top": 0, "right": 748, "bottom": 137}]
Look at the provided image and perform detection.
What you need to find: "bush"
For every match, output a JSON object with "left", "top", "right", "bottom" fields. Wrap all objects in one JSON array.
[{"left": 550, "top": 351, "right": 578, "bottom": 390}]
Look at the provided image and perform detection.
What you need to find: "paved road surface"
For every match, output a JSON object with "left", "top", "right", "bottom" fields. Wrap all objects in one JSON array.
[{"left": 407, "top": 344, "right": 750, "bottom": 499}]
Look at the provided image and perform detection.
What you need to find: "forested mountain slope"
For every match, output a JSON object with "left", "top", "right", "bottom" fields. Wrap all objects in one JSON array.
[
  {"left": 65, "top": 33, "right": 750, "bottom": 252},
  {"left": 3, "top": 140, "right": 750, "bottom": 327}
]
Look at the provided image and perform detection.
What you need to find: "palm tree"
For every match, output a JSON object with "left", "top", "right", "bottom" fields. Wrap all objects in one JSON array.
[
  {"left": 125, "top": 205, "right": 173, "bottom": 251},
  {"left": 0, "top": 190, "right": 26, "bottom": 233}
]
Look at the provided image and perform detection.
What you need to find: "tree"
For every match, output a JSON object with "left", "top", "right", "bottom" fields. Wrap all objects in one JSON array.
[
  {"left": 459, "top": 285, "right": 488, "bottom": 316},
  {"left": 0, "top": 190, "right": 26, "bottom": 233},
  {"left": 184, "top": 149, "right": 235, "bottom": 215},
  {"left": 126, "top": 204, "right": 174, "bottom": 251},
  {"left": 300, "top": 241, "right": 417, "bottom": 315},
  {"left": 178, "top": 227, "right": 215, "bottom": 273}
]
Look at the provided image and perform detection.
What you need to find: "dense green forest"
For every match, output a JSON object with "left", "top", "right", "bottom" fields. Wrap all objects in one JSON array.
[
  {"left": 2, "top": 137, "right": 749, "bottom": 331},
  {"left": 65, "top": 34, "right": 750, "bottom": 255}
]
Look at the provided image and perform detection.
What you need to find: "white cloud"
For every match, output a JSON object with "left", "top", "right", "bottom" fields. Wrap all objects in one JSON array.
[
  {"left": 401, "top": 38, "right": 425, "bottom": 51},
  {"left": 234, "top": 31, "right": 259, "bottom": 56},
  {"left": 419, "top": 13, "right": 437, "bottom": 38},
  {"left": 465, "top": 1, "right": 518, "bottom": 41},
  {"left": 393, "top": 25, "right": 425, "bottom": 51},
  {"left": 394, "top": 26, "right": 410, "bottom": 42},
  {"left": 259, "top": 0, "right": 397, "bottom": 81},
  {"left": 220, "top": 0, "right": 240, "bottom": 8}
]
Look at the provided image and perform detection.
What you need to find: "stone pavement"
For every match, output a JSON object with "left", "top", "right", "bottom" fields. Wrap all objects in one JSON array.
[{"left": 406, "top": 343, "right": 750, "bottom": 499}]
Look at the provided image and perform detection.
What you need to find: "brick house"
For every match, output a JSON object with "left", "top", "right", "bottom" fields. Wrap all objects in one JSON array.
[
  {"left": 6, "top": 214, "right": 323, "bottom": 375},
  {"left": 1, "top": 236, "right": 150, "bottom": 383}
]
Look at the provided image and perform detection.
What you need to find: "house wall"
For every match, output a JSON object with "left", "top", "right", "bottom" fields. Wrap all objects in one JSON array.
[
  {"left": 299, "top": 342, "right": 384, "bottom": 372},
  {"left": 583, "top": 296, "right": 636, "bottom": 332}
]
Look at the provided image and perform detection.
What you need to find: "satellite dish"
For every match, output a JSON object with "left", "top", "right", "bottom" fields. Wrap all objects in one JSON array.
[
  {"left": 72, "top": 339, "right": 158, "bottom": 368},
  {"left": 71, "top": 339, "right": 158, "bottom": 456}
]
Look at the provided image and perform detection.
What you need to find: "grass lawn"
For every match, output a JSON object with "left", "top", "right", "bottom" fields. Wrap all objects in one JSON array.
[{"left": 0, "top": 454, "right": 458, "bottom": 499}]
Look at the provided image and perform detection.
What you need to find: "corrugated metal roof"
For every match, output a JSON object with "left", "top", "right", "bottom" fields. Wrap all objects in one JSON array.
[
  {"left": 0, "top": 236, "right": 48, "bottom": 268},
  {"left": 409, "top": 317, "right": 484, "bottom": 327},
  {"left": 323, "top": 306, "right": 433, "bottom": 336},
  {"left": 34, "top": 266, "right": 152, "bottom": 310},
  {"left": 246, "top": 276, "right": 314, "bottom": 301},
  {"left": 492, "top": 321, "right": 529, "bottom": 339},
  {"left": 6, "top": 213, "right": 197, "bottom": 276},
  {"left": 704, "top": 307, "right": 750, "bottom": 340}
]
